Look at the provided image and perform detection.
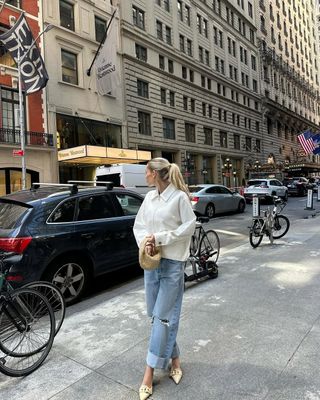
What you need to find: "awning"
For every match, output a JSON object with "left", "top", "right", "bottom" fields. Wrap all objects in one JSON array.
[
  {"left": 58, "top": 145, "right": 151, "bottom": 165},
  {"left": 284, "top": 162, "right": 320, "bottom": 173}
]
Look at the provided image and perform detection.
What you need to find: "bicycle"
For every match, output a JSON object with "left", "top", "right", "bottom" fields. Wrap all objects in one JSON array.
[
  {"left": 249, "top": 196, "right": 290, "bottom": 248},
  {"left": 184, "top": 216, "right": 220, "bottom": 282},
  {"left": 0, "top": 253, "right": 55, "bottom": 377}
]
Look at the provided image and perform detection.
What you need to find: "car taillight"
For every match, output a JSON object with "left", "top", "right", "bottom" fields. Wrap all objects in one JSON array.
[
  {"left": 191, "top": 196, "right": 199, "bottom": 204},
  {"left": 0, "top": 237, "right": 32, "bottom": 254}
]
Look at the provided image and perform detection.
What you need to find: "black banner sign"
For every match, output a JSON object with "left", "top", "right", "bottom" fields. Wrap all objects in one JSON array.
[{"left": 0, "top": 13, "right": 49, "bottom": 95}]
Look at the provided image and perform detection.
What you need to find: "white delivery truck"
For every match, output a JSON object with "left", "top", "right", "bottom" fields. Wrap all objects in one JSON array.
[{"left": 95, "top": 164, "right": 151, "bottom": 195}]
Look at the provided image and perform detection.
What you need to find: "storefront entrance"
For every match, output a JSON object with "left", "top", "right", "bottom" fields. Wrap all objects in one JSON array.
[{"left": 0, "top": 168, "right": 39, "bottom": 195}]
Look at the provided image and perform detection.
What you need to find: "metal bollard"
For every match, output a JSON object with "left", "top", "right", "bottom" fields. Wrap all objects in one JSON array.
[
  {"left": 305, "top": 189, "right": 314, "bottom": 210},
  {"left": 252, "top": 195, "right": 260, "bottom": 217}
]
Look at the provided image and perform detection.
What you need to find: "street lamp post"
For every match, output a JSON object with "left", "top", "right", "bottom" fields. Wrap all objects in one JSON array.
[
  {"left": 224, "top": 158, "right": 233, "bottom": 188},
  {"left": 18, "top": 24, "right": 53, "bottom": 190}
]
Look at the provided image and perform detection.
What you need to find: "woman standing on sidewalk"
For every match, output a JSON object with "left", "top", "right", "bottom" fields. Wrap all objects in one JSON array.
[{"left": 133, "top": 157, "right": 196, "bottom": 400}]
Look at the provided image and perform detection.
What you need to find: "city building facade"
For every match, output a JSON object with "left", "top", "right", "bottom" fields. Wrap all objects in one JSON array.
[{"left": 0, "top": 0, "right": 55, "bottom": 195}]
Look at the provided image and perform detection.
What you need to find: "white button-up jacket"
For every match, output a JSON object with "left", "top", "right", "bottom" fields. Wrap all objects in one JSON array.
[{"left": 133, "top": 184, "right": 196, "bottom": 261}]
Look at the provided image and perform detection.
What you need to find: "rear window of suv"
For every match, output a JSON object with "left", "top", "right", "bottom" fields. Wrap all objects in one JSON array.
[
  {"left": 0, "top": 200, "right": 31, "bottom": 229},
  {"left": 248, "top": 180, "right": 267, "bottom": 186}
]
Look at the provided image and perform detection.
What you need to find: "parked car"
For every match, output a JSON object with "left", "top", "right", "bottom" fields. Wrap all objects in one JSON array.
[
  {"left": 243, "top": 178, "right": 288, "bottom": 203},
  {"left": 0, "top": 183, "right": 144, "bottom": 304},
  {"left": 283, "top": 177, "right": 310, "bottom": 196},
  {"left": 189, "top": 184, "right": 246, "bottom": 218}
]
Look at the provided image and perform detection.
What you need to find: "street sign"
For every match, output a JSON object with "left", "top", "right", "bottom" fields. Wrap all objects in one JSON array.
[{"left": 12, "top": 149, "right": 24, "bottom": 157}]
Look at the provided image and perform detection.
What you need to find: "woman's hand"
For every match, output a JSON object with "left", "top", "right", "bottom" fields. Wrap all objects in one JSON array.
[{"left": 145, "top": 235, "right": 156, "bottom": 256}]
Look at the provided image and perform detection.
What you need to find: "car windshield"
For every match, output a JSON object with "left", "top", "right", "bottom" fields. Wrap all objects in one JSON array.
[
  {"left": 248, "top": 180, "right": 267, "bottom": 186},
  {"left": 0, "top": 200, "right": 30, "bottom": 229},
  {"left": 188, "top": 186, "right": 205, "bottom": 193}
]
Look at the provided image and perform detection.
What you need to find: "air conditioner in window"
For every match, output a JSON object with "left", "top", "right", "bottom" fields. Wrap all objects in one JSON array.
[{"left": 9, "top": 15, "right": 17, "bottom": 27}]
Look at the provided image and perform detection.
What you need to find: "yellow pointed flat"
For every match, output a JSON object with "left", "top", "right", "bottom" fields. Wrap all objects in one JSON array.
[
  {"left": 139, "top": 384, "right": 153, "bottom": 400},
  {"left": 170, "top": 367, "right": 183, "bottom": 385}
]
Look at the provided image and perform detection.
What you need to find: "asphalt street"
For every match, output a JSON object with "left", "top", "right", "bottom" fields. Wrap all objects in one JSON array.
[{"left": 1, "top": 198, "right": 320, "bottom": 400}]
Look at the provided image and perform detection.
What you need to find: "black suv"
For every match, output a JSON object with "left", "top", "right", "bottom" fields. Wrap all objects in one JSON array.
[
  {"left": 0, "top": 183, "right": 144, "bottom": 304},
  {"left": 283, "top": 177, "right": 311, "bottom": 196}
]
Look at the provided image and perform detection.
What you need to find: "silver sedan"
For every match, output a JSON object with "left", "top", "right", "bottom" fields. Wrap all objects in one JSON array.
[{"left": 189, "top": 184, "right": 246, "bottom": 218}]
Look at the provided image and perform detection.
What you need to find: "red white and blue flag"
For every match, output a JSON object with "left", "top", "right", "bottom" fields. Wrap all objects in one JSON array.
[{"left": 297, "top": 130, "right": 320, "bottom": 155}]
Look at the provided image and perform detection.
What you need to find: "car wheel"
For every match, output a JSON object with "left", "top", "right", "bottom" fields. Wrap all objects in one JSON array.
[
  {"left": 205, "top": 203, "right": 215, "bottom": 218},
  {"left": 44, "top": 257, "right": 89, "bottom": 305},
  {"left": 238, "top": 200, "right": 245, "bottom": 213}
]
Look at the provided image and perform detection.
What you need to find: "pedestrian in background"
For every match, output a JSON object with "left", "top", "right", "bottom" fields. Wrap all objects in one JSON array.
[{"left": 134, "top": 157, "right": 196, "bottom": 400}]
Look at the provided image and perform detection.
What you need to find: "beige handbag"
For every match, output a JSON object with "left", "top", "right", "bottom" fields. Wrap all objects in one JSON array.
[{"left": 139, "top": 237, "right": 161, "bottom": 270}]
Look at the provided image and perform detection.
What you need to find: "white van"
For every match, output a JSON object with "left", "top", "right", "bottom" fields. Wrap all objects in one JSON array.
[{"left": 95, "top": 164, "right": 151, "bottom": 195}]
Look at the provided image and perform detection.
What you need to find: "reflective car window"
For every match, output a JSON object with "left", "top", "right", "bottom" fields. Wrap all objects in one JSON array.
[
  {"left": 48, "top": 199, "right": 76, "bottom": 223},
  {"left": 0, "top": 201, "right": 30, "bottom": 229},
  {"left": 219, "top": 186, "right": 232, "bottom": 194},
  {"left": 189, "top": 186, "right": 204, "bottom": 193},
  {"left": 248, "top": 180, "right": 266, "bottom": 186},
  {"left": 206, "top": 186, "right": 220, "bottom": 194},
  {"left": 115, "top": 194, "right": 142, "bottom": 215},
  {"left": 77, "top": 195, "right": 115, "bottom": 221}
]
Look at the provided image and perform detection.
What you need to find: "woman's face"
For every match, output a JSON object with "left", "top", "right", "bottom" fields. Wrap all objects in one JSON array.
[{"left": 145, "top": 166, "right": 156, "bottom": 187}]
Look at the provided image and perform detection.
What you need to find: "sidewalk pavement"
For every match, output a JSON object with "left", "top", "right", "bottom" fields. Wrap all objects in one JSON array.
[{"left": 1, "top": 214, "right": 320, "bottom": 400}]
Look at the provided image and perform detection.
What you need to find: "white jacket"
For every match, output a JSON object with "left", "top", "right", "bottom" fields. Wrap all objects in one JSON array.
[{"left": 133, "top": 184, "right": 196, "bottom": 261}]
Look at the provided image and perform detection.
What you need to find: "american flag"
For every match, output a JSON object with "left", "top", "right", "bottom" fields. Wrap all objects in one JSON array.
[{"left": 297, "top": 131, "right": 317, "bottom": 155}]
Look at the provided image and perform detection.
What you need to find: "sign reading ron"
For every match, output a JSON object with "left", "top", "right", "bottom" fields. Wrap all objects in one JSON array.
[{"left": 0, "top": 13, "right": 49, "bottom": 94}]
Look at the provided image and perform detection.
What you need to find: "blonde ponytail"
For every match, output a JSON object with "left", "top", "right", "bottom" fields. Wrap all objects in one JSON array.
[{"left": 147, "top": 158, "right": 189, "bottom": 195}]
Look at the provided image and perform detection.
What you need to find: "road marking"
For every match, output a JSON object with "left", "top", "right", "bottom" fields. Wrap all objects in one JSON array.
[{"left": 214, "top": 229, "right": 243, "bottom": 236}]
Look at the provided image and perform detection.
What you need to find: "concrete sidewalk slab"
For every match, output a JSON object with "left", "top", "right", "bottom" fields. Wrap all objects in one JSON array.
[{"left": 0, "top": 216, "right": 320, "bottom": 400}]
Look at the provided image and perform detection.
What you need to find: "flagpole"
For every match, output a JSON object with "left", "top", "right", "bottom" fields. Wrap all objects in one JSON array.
[
  {"left": 17, "top": 46, "right": 27, "bottom": 190},
  {"left": 87, "top": 9, "right": 117, "bottom": 77},
  {"left": 16, "top": 24, "right": 53, "bottom": 190}
]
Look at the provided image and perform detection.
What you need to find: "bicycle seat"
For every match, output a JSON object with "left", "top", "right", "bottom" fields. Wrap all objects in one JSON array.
[{"left": 197, "top": 216, "right": 210, "bottom": 223}]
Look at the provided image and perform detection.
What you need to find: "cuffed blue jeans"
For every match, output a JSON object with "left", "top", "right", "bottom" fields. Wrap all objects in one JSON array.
[{"left": 144, "top": 258, "right": 185, "bottom": 370}]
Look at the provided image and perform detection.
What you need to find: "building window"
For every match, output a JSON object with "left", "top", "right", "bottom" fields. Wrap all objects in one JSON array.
[
  {"left": 183, "top": 96, "right": 188, "bottom": 110},
  {"left": 185, "top": 5, "right": 191, "bottom": 25},
  {"left": 165, "top": 26, "right": 172, "bottom": 45},
  {"left": 133, "top": 6, "right": 145, "bottom": 29},
  {"left": 185, "top": 123, "right": 195, "bottom": 142},
  {"left": 190, "top": 98, "right": 195, "bottom": 112},
  {"left": 168, "top": 59, "right": 174, "bottom": 73},
  {"left": 245, "top": 136, "right": 252, "bottom": 151},
  {"left": 204, "top": 127, "right": 213, "bottom": 145},
  {"left": 220, "top": 131, "right": 228, "bottom": 148},
  {"left": 1, "top": 88, "right": 20, "bottom": 130},
  {"left": 208, "top": 104, "right": 212, "bottom": 118},
  {"left": 137, "top": 79, "right": 149, "bottom": 98},
  {"left": 61, "top": 49, "right": 78, "bottom": 85},
  {"left": 256, "top": 139, "right": 261, "bottom": 152},
  {"left": 60, "top": 0, "right": 74, "bottom": 31},
  {"left": 202, "top": 102, "right": 206, "bottom": 116},
  {"left": 182, "top": 66, "right": 187, "bottom": 79},
  {"left": 164, "top": 0, "right": 170, "bottom": 12},
  {"left": 163, "top": 118, "right": 175, "bottom": 139},
  {"left": 169, "top": 91, "right": 175, "bottom": 107},
  {"left": 187, "top": 39, "right": 192, "bottom": 56},
  {"left": 179, "top": 35, "right": 185, "bottom": 52},
  {"left": 177, "top": 0, "right": 183, "bottom": 20},
  {"left": 138, "top": 111, "right": 151, "bottom": 135},
  {"left": 189, "top": 70, "right": 194, "bottom": 82},
  {"left": 156, "top": 20, "right": 163, "bottom": 40},
  {"left": 95, "top": 16, "right": 107, "bottom": 42},
  {"left": 234, "top": 133, "right": 240, "bottom": 149},
  {"left": 159, "top": 54, "right": 165, "bottom": 69},
  {"left": 135, "top": 44, "right": 147, "bottom": 61},
  {"left": 160, "top": 88, "right": 166, "bottom": 104}
]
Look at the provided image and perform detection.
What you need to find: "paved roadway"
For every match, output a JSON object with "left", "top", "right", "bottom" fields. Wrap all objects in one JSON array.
[{"left": 1, "top": 194, "right": 320, "bottom": 400}]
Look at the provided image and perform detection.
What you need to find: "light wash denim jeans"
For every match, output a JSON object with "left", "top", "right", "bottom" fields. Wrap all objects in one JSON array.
[{"left": 144, "top": 258, "right": 185, "bottom": 370}]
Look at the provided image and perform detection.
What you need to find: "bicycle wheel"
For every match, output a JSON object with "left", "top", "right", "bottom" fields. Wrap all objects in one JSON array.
[
  {"left": 272, "top": 215, "right": 290, "bottom": 239},
  {"left": 249, "top": 219, "right": 264, "bottom": 248},
  {"left": 23, "top": 281, "right": 66, "bottom": 336},
  {"left": 0, "top": 288, "right": 55, "bottom": 377},
  {"left": 199, "top": 230, "right": 220, "bottom": 264}
]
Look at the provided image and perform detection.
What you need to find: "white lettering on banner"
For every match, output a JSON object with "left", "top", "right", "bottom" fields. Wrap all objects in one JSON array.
[
  {"left": 0, "top": 13, "right": 49, "bottom": 94},
  {"left": 95, "top": 10, "right": 121, "bottom": 96}
]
